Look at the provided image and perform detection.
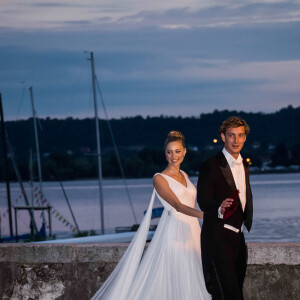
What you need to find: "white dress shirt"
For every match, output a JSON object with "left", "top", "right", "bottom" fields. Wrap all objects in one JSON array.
[{"left": 218, "top": 148, "right": 246, "bottom": 220}]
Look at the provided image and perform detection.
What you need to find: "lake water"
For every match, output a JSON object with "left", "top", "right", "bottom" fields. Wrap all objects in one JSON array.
[{"left": 0, "top": 173, "right": 299, "bottom": 242}]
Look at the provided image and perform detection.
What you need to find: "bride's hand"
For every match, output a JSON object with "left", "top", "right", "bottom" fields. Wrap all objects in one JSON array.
[{"left": 199, "top": 211, "right": 204, "bottom": 219}]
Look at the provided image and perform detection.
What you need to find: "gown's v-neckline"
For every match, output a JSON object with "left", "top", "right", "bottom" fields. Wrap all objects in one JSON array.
[{"left": 160, "top": 170, "right": 188, "bottom": 189}]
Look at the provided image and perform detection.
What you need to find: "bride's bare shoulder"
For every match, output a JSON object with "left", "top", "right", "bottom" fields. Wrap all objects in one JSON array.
[{"left": 153, "top": 173, "right": 168, "bottom": 186}]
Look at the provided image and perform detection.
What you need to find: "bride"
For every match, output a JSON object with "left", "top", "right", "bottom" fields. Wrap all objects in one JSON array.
[{"left": 91, "top": 131, "right": 211, "bottom": 300}]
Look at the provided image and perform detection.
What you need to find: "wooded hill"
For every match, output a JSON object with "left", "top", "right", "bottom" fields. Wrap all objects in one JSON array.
[{"left": 1, "top": 105, "right": 300, "bottom": 180}]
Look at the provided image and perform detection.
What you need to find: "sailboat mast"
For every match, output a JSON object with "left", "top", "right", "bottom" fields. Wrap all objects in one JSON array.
[
  {"left": 0, "top": 93, "right": 13, "bottom": 237},
  {"left": 5, "top": 134, "right": 38, "bottom": 233},
  {"left": 29, "top": 87, "right": 43, "bottom": 196},
  {"left": 29, "top": 86, "right": 46, "bottom": 229},
  {"left": 89, "top": 52, "right": 105, "bottom": 234}
]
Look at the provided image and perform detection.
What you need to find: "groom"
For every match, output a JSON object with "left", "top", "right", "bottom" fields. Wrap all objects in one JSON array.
[{"left": 197, "top": 116, "right": 253, "bottom": 300}]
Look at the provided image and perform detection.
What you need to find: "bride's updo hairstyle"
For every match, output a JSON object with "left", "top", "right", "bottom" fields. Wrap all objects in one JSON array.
[{"left": 164, "top": 131, "right": 185, "bottom": 149}]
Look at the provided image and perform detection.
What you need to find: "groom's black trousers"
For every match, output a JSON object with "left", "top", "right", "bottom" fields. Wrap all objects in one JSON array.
[{"left": 201, "top": 231, "right": 247, "bottom": 300}]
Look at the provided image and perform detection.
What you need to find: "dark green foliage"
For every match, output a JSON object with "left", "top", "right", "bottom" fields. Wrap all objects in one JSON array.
[
  {"left": 0, "top": 105, "right": 299, "bottom": 180},
  {"left": 271, "top": 142, "right": 289, "bottom": 166}
]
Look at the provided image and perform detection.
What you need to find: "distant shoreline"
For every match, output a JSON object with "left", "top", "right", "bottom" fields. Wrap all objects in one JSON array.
[{"left": 1, "top": 169, "right": 300, "bottom": 183}]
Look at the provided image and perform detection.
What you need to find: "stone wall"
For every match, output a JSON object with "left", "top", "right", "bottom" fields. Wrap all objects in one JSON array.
[{"left": 0, "top": 243, "right": 299, "bottom": 300}]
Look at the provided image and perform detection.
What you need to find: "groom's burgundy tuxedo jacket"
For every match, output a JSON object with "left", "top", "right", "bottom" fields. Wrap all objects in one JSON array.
[{"left": 197, "top": 151, "right": 253, "bottom": 256}]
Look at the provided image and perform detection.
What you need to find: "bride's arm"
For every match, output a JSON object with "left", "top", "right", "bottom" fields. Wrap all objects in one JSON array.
[{"left": 153, "top": 175, "right": 203, "bottom": 219}]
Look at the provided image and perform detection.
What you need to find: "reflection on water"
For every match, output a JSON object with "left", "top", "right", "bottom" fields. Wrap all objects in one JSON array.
[{"left": 0, "top": 173, "right": 299, "bottom": 242}]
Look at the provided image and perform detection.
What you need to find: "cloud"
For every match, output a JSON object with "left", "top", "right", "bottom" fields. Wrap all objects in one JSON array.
[
  {"left": 0, "top": 1, "right": 299, "bottom": 119},
  {"left": 129, "top": 2, "right": 300, "bottom": 29},
  {"left": 159, "top": 24, "right": 191, "bottom": 29},
  {"left": 30, "top": 2, "right": 73, "bottom": 8},
  {"left": 1, "top": 1, "right": 300, "bottom": 30}
]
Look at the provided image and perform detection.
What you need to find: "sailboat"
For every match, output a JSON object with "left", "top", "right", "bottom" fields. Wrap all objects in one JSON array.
[
  {"left": 0, "top": 92, "right": 51, "bottom": 243},
  {"left": 39, "top": 52, "right": 162, "bottom": 244},
  {"left": 29, "top": 86, "right": 48, "bottom": 237},
  {"left": 88, "top": 52, "right": 139, "bottom": 235}
]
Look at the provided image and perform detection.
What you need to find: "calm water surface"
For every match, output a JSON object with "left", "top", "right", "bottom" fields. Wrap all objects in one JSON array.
[{"left": 0, "top": 173, "right": 299, "bottom": 242}]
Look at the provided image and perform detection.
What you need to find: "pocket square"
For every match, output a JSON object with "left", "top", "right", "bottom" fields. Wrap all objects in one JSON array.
[{"left": 223, "top": 189, "right": 239, "bottom": 220}]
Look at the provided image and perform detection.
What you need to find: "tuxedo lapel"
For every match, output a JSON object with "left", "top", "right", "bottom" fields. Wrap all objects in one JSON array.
[{"left": 218, "top": 152, "right": 237, "bottom": 192}]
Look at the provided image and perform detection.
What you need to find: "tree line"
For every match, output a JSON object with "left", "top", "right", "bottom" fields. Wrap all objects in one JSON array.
[{"left": 1, "top": 105, "right": 300, "bottom": 180}]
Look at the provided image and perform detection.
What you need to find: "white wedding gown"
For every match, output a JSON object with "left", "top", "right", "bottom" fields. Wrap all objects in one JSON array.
[{"left": 91, "top": 171, "right": 211, "bottom": 300}]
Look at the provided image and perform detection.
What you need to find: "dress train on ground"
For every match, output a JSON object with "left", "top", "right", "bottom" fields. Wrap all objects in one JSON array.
[{"left": 91, "top": 171, "right": 211, "bottom": 300}]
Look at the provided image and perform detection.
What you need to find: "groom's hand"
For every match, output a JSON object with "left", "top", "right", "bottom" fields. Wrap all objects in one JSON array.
[{"left": 220, "top": 198, "right": 234, "bottom": 214}]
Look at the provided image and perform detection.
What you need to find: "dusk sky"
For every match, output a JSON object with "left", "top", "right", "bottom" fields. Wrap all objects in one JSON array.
[{"left": 1, "top": 0, "right": 300, "bottom": 120}]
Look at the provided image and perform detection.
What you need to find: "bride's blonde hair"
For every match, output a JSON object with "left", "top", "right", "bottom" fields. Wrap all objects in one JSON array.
[{"left": 164, "top": 131, "right": 185, "bottom": 149}]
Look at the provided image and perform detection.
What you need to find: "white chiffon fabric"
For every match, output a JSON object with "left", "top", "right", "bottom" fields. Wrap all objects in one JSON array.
[{"left": 91, "top": 171, "right": 211, "bottom": 300}]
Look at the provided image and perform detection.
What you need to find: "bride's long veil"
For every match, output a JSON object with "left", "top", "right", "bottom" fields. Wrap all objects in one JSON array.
[{"left": 91, "top": 189, "right": 156, "bottom": 300}]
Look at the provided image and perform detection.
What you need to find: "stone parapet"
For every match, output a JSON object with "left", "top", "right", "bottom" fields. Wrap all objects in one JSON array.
[{"left": 0, "top": 243, "right": 299, "bottom": 299}]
